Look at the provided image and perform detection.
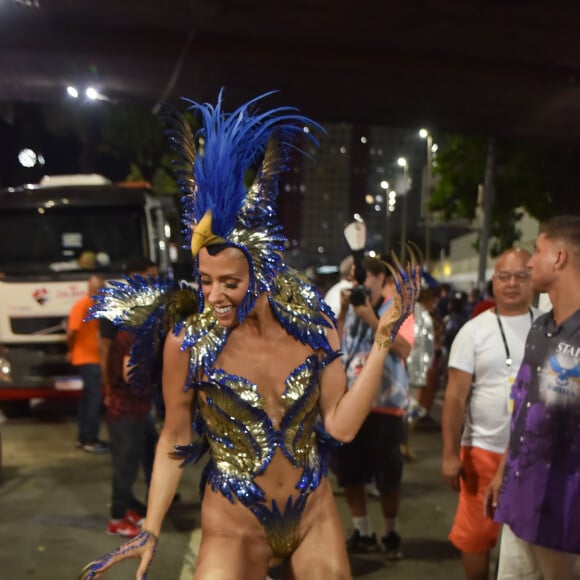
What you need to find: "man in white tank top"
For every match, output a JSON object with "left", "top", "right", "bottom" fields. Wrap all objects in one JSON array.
[{"left": 441, "top": 248, "right": 540, "bottom": 580}]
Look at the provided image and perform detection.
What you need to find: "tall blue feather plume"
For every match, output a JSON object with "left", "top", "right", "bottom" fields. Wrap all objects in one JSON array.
[{"left": 177, "top": 89, "right": 324, "bottom": 243}]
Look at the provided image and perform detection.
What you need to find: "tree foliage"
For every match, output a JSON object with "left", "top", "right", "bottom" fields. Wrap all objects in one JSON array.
[
  {"left": 98, "top": 106, "right": 168, "bottom": 184},
  {"left": 429, "top": 133, "right": 579, "bottom": 255},
  {"left": 43, "top": 102, "right": 200, "bottom": 196}
]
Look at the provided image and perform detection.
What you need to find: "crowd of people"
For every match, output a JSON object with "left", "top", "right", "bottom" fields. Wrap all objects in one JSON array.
[
  {"left": 68, "top": 90, "right": 578, "bottom": 580},
  {"left": 327, "top": 221, "right": 580, "bottom": 580}
]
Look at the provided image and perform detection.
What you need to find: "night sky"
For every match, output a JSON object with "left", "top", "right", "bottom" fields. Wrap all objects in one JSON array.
[{"left": 0, "top": 103, "right": 130, "bottom": 189}]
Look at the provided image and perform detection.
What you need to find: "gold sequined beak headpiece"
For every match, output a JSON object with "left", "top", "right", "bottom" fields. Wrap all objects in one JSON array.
[{"left": 190, "top": 210, "right": 225, "bottom": 256}]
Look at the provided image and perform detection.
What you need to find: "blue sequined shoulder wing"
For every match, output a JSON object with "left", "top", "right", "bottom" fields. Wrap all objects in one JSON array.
[
  {"left": 180, "top": 305, "right": 229, "bottom": 381},
  {"left": 268, "top": 268, "right": 336, "bottom": 354},
  {"left": 89, "top": 275, "right": 197, "bottom": 391}
]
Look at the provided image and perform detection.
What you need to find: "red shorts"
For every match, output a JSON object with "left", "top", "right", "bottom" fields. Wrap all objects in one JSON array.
[{"left": 449, "top": 446, "right": 502, "bottom": 553}]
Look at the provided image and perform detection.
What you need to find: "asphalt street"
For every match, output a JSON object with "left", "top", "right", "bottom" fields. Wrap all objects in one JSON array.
[{"left": 0, "top": 398, "right": 473, "bottom": 579}]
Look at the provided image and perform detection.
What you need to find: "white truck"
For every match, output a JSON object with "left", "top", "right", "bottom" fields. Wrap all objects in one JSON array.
[{"left": 0, "top": 174, "right": 172, "bottom": 401}]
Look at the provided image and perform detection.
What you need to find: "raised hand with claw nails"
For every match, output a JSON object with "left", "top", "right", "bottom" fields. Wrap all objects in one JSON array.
[{"left": 375, "top": 243, "right": 423, "bottom": 349}]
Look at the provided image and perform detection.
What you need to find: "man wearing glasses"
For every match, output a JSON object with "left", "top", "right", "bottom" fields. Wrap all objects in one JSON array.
[{"left": 442, "top": 248, "right": 539, "bottom": 580}]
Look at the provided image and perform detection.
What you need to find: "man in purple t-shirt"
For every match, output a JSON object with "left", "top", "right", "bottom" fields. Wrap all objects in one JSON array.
[{"left": 485, "top": 215, "right": 580, "bottom": 580}]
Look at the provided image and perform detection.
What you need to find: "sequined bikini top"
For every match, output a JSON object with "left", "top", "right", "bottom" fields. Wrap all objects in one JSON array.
[{"left": 196, "top": 352, "right": 336, "bottom": 499}]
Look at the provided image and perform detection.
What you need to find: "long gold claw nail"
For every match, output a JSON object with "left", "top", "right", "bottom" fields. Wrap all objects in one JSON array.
[
  {"left": 78, "top": 562, "right": 97, "bottom": 580},
  {"left": 383, "top": 260, "right": 400, "bottom": 281},
  {"left": 407, "top": 240, "right": 424, "bottom": 266},
  {"left": 390, "top": 249, "right": 405, "bottom": 274}
]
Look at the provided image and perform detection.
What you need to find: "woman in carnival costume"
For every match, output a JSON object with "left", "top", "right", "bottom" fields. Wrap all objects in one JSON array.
[{"left": 80, "top": 91, "right": 420, "bottom": 580}]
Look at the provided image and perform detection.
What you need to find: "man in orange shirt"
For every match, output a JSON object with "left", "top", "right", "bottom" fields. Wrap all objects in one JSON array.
[{"left": 67, "top": 273, "right": 108, "bottom": 453}]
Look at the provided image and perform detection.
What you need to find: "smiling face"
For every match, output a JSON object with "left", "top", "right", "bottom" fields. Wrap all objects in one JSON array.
[
  {"left": 492, "top": 249, "right": 534, "bottom": 314},
  {"left": 198, "top": 246, "right": 250, "bottom": 327}
]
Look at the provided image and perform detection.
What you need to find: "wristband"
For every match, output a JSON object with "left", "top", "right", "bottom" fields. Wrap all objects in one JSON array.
[{"left": 375, "top": 335, "right": 392, "bottom": 349}]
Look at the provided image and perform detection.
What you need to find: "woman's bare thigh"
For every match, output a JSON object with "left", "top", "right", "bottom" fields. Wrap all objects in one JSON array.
[
  {"left": 194, "top": 533, "right": 272, "bottom": 580},
  {"left": 283, "top": 482, "right": 352, "bottom": 580},
  {"left": 195, "top": 487, "right": 274, "bottom": 578}
]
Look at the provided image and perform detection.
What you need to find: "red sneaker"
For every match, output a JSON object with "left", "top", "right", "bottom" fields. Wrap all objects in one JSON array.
[
  {"left": 107, "top": 517, "right": 141, "bottom": 537},
  {"left": 125, "top": 509, "right": 145, "bottom": 527}
]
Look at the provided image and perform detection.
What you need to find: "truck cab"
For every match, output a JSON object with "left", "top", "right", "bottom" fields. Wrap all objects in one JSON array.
[{"left": 0, "top": 174, "right": 171, "bottom": 400}]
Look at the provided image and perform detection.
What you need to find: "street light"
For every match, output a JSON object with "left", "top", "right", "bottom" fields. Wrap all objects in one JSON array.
[
  {"left": 396, "top": 157, "right": 411, "bottom": 261},
  {"left": 65, "top": 85, "right": 113, "bottom": 103},
  {"left": 85, "top": 86, "right": 100, "bottom": 100},
  {"left": 64, "top": 84, "right": 115, "bottom": 171},
  {"left": 419, "top": 128, "right": 433, "bottom": 265},
  {"left": 380, "top": 180, "right": 390, "bottom": 253},
  {"left": 18, "top": 148, "right": 45, "bottom": 168}
]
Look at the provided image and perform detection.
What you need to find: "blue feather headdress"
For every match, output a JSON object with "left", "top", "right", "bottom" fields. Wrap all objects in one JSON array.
[
  {"left": 87, "top": 275, "right": 199, "bottom": 393},
  {"left": 165, "top": 89, "right": 324, "bottom": 322}
]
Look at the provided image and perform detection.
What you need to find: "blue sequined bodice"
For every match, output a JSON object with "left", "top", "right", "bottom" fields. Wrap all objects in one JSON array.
[
  {"left": 192, "top": 350, "right": 338, "bottom": 557},
  {"left": 197, "top": 354, "right": 328, "bottom": 502}
]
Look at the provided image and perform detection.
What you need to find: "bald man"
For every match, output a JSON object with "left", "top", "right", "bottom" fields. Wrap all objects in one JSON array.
[{"left": 441, "top": 248, "right": 540, "bottom": 580}]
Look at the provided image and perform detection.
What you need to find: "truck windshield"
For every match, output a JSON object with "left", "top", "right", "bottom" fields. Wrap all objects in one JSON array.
[{"left": 0, "top": 206, "right": 147, "bottom": 274}]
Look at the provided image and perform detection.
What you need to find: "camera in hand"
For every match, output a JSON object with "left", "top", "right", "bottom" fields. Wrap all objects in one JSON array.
[
  {"left": 349, "top": 253, "right": 370, "bottom": 306},
  {"left": 350, "top": 284, "right": 371, "bottom": 306}
]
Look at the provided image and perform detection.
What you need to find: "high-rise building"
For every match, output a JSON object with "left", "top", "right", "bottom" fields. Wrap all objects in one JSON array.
[{"left": 279, "top": 122, "right": 430, "bottom": 267}]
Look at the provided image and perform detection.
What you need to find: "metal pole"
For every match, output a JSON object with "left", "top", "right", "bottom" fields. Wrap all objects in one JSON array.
[
  {"left": 384, "top": 205, "right": 390, "bottom": 255},
  {"left": 477, "top": 138, "right": 495, "bottom": 289},
  {"left": 400, "top": 164, "right": 409, "bottom": 262},
  {"left": 425, "top": 134, "right": 433, "bottom": 266}
]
